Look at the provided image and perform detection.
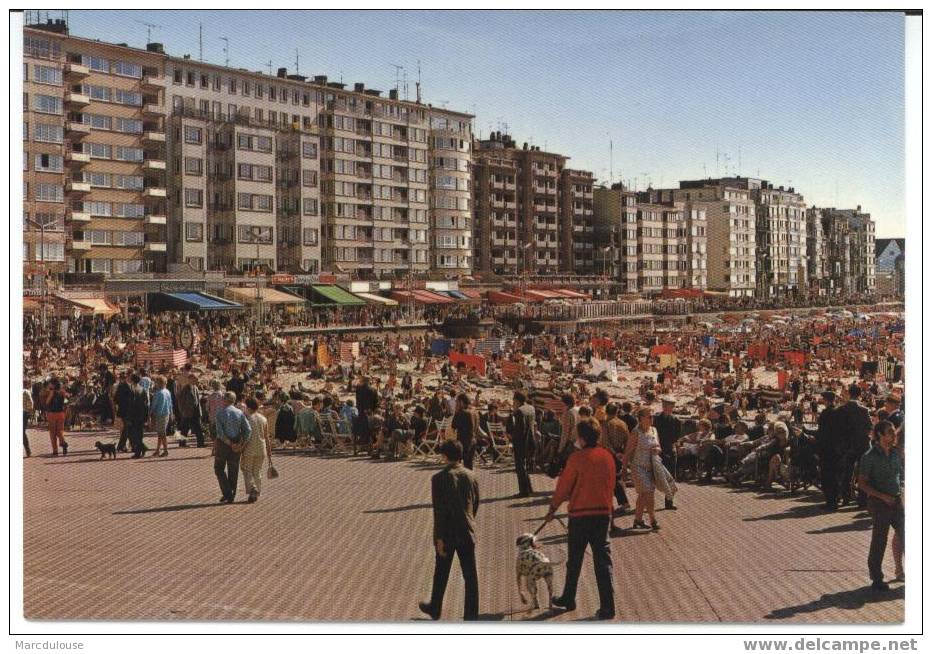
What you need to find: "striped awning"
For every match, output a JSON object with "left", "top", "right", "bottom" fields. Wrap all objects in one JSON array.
[
  {"left": 356, "top": 292, "right": 399, "bottom": 306},
  {"left": 226, "top": 286, "right": 306, "bottom": 305}
]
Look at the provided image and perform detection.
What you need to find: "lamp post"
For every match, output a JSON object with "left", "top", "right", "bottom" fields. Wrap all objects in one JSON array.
[{"left": 249, "top": 226, "right": 264, "bottom": 329}]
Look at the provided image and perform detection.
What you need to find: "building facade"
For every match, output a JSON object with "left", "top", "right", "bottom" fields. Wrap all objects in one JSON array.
[
  {"left": 560, "top": 169, "right": 595, "bottom": 274},
  {"left": 820, "top": 206, "right": 875, "bottom": 295},
  {"left": 24, "top": 24, "right": 169, "bottom": 281},
  {"left": 805, "top": 206, "right": 827, "bottom": 295},
  {"left": 592, "top": 185, "right": 638, "bottom": 292},
  {"left": 874, "top": 238, "right": 904, "bottom": 296}
]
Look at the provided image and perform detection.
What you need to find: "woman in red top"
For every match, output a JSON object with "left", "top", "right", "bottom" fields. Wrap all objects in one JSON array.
[
  {"left": 545, "top": 417, "right": 615, "bottom": 620},
  {"left": 42, "top": 378, "right": 69, "bottom": 456}
]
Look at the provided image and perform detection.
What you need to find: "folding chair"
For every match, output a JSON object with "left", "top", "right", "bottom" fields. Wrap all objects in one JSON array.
[
  {"left": 487, "top": 422, "right": 513, "bottom": 465},
  {"left": 317, "top": 415, "right": 339, "bottom": 452},
  {"left": 415, "top": 416, "right": 450, "bottom": 459}
]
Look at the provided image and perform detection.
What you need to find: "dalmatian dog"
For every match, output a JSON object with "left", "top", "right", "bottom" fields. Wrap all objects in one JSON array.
[{"left": 515, "top": 533, "right": 554, "bottom": 610}]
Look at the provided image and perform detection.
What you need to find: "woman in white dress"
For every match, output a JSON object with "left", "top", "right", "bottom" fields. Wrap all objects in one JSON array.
[
  {"left": 241, "top": 397, "right": 271, "bottom": 503},
  {"left": 622, "top": 407, "right": 663, "bottom": 530}
]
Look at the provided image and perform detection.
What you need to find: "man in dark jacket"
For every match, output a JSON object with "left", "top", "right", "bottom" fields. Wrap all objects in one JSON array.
[
  {"left": 112, "top": 371, "right": 135, "bottom": 452},
  {"left": 419, "top": 439, "right": 480, "bottom": 621},
  {"left": 353, "top": 376, "right": 379, "bottom": 453},
  {"left": 178, "top": 374, "right": 205, "bottom": 447},
  {"left": 813, "top": 391, "right": 843, "bottom": 511},
  {"left": 837, "top": 384, "right": 873, "bottom": 507},
  {"left": 653, "top": 397, "right": 682, "bottom": 509},
  {"left": 126, "top": 373, "right": 150, "bottom": 458},
  {"left": 506, "top": 391, "right": 536, "bottom": 497}
]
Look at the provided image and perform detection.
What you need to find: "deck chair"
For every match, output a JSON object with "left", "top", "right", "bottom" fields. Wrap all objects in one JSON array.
[
  {"left": 487, "top": 422, "right": 513, "bottom": 464},
  {"left": 317, "top": 415, "right": 340, "bottom": 452},
  {"left": 415, "top": 416, "right": 450, "bottom": 459}
]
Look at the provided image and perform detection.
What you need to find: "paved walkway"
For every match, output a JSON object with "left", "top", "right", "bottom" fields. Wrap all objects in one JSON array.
[{"left": 23, "top": 428, "right": 904, "bottom": 623}]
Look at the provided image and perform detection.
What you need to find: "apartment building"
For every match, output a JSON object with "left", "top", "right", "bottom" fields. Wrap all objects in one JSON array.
[
  {"left": 24, "top": 23, "right": 169, "bottom": 279},
  {"left": 821, "top": 206, "right": 875, "bottom": 294},
  {"left": 430, "top": 110, "right": 474, "bottom": 275},
  {"left": 165, "top": 62, "right": 321, "bottom": 273},
  {"left": 473, "top": 133, "right": 573, "bottom": 275},
  {"left": 674, "top": 180, "right": 755, "bottom": 297},
  {"left": 754, "top": 182, "right": 809, "bottom": 297},
  {"left": 560, "top": 169, "right": 595, "bottom": 274},
  {"left": 805, "top": 206, "right": 827, "bottom": 295},
  {"left": 592, "top": 185, "right": 638, "bottom": 292}
]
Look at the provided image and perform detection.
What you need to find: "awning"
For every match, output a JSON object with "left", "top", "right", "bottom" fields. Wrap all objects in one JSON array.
[
  {"left": 23, "top": 297, "right": 42, "bottom": 313},
  {"left": 459, "top": 289, "right": 484, "bottom": 300},
  {"left": 356, "top": 292, "right": 399, "bottom": 306},
  {"left": 56, "top": 295, "right": 121, "bottom": 316},
  {"left": 527, "top": 289, "right": 564, "bottom": 299},
  {"left": 310, "top": 284, "right": 366, "bottom": 306},
  {"left": 488, "top": 290, "right": 525, "bottom": 305},
  {"left": 443, "top": 290, "right": 470, "bottom": 301},
  {"left": 553, "top": 288, "right": 589, "bottom": 299},
  {"left": 413, "top": 289, "right": 454, "bottom": 304},
  {"left": 149, "top": 292, "right": 242, "bottom": 312},
  {"left": 226, "top": 286, "right": 306, "bottom": 305}
]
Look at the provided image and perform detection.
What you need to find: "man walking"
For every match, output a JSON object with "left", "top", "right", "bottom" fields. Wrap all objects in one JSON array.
[
  {"left": 213, "top": 392, "right": 251, "bottom": 503},
  {"left": 113, "top": 371, "right": 134, "bottom": 452},
  {"left": 506, "top": 391, "right": 536, "bottom": 497},
  {"left": 653, "top": 397, "right": 681, "bottom": 510},
  {"left": 837, "top": 384, "right": 873, "bottom": 507},
  {"left": 858, "top": 420, "right": 904, "bottom": 591},
  {"left": 546, "top": 417, "right": 616, "bottom": 620},
  {"left": 603, "top": 403, "right": 631, "bottom": 533},
  {"left": 419, "top": 439, "right": 480, "bottom": 621},
  {"left": 814, "top": 390, "right": 843, "bottom": 511},
  {"left": 178, "top": 373, "right": 205, "bottom": 447},
  {"left": 149, "top": 376, "right": 173, "bottom": 457},
  {"left": 126, "top": 373, "right": 150, "bottom": 458}
]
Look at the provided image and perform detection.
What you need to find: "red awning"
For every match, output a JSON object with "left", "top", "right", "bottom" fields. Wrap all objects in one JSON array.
[
  {"left": 413, "top": 289, "right": 454, "bottom": 304},
  {"left": 553, "top": 288, "right": 589, "bottom": 299},
  {"left": 488, "top": 290, "right": 525, "bottom": 305},
  {"left": 527, "top": 288, "right": 564, "bottom": 299},
  {"left": 459, "top": 288, "right": 484, "bottom": 300}
]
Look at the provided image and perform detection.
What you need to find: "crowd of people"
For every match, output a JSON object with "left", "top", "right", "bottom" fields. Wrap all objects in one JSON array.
[{"left": 22, "top": 294, "right": 906, "bottom": 617}]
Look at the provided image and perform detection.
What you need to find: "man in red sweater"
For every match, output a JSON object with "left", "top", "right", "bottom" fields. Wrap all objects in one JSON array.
[{"left": 545, "top": 417, "right": 616, "bottom": 620}]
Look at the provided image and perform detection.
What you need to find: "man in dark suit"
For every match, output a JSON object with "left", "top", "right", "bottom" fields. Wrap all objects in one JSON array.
[
  {"left": 653, "top": 397, "right": 682, "bottom": 509},
  {"left": 419, "top": 439, "right": 480, "bottom": 621},
  {"left": 126, "top": 373, "right": 150, "bottom": 458},
  {"left": 836, "top": 384, "right": 873, "bottom": 507},
  {"left": 506, "top": 391, "right": 536, "bottom": 498},
  {"left": 353, "top": 376, "right": 379, "bottom": 453},
  {"left": 813, "top": 391, "right": 843, "bottom": 511},
  {"left": 112, "top": 371, "right": 135, "bottom": 452}
]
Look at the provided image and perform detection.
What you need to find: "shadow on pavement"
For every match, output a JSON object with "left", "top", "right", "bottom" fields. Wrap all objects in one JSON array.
[
  {"left": 363, "top": 503, "right": 432, "bottom": 514},
  {"left": 765, "top": 585, "right": 905, "bottom": 620},
  {"left": 806, "top": 518, "right": 872, "bottom": 534},
  {"left": 742, "top": 503, "right": 830, "bottom": 522},
  {"left": 113, "top": 502, "right": 226, "bottom": 515}
]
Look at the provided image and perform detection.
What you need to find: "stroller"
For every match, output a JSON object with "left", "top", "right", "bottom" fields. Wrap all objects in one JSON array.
[{"left": 786, "top": 428, "right": 820, "bottom": 494}]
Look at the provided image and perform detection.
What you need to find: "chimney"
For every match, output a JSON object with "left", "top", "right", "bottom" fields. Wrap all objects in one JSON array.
[
  {"left": 523, "top": 142, "right": 528, "bottom": 150},
  {"left": 146, "top": 42, "right": 164, "bottom": 53},
  {"left": 314, "top": 75, "right": 327, "bottom": 85},
  {"left": 354, "top": 82, "right": 365, "bottom": 92},
  {"left": 388, "top": 89, "right": 398, "bottom": 100},
  {"left": 857, "top": 205, "right": 862, "bottom": 212},
  {"left": 277, "top": 67, "right": 287, "bottom": 78}
]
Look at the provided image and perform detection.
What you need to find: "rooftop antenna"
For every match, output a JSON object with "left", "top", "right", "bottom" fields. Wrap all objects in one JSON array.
[
  {"left": 199, "top": 23, "right": 203, "bottom": 61},
  {"left": 391, "top": 64, "right": 403, "bottom": 94},
  {"left": 715, "top": 146, "right": 720, "bottom": 177},
  {"left": 134, "top": 19, "right": 162, "bottom": 45},
  {"left": 267, "top": 59, "right": 272, "bottom": 76},
  {"left": 738, "top": 145, "right": 742, "bottom": 175},
  {"left": 219, "top": 36, "right": 229, "bottom": 67},
  {"left": 608, "top": 132, "right": 613, "bottom": 185},
  {"left": 295, "top": 49, "right": 300, "bottom": 75},
  {"left": 415, "top": 60, "right": 422, "bottom": 104}
]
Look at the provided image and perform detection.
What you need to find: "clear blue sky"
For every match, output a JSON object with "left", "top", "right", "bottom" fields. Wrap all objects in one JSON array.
[{"left": 66, "top": 10, "right": 905, "bottom": 236}]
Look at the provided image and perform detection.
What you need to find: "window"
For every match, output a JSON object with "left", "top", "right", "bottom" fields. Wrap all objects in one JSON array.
[
  {"left": 236, "top": 193, "right": 273, "bottom": 212},
  {"left": 256, "top": 135, "right": 272, "bottom": 152},
  {"left": 184, "top": 126, "right": 202, "bottom": 144},
  {"left": 237, "top": 225, "right": 273, "bottom": 243},
  {"left": 33, "top": 64, "right": 62, "bottom": 85},
  {"left": 81, "top": 84, "right": 111, "bottom": 102},
  {"left": 113, "top": 61, "right": 142, "bottom": 78},
  {"left": 115, "top": 203, "right": 145, "bottom": 218},
  {"left": 86, "top": 142, "right": 112, "bottom": 159},
  {"left": 115, "top": 117, "right": 143, "bottom": 133},
  {"left": 34, "top": 123, "right": 64, "bottom": 143},
  {"left": 255, "top": 84, "right": 264, "bottom": 99},
  {"left": 115, "top": 175, "right": 143, "bottom": 190},
  {"left": 113, "top": 231, "right": 145, "bottom": 246},
  {"left": 185, "top": 222, "right": 204, "bottom": 241},
  {"left": 88, "top": 230, "right": 112, "bottom": 245},
  {"left": 86, "top": 171, "right": 112, "bottom": 187},
  {"left": 83, "top": 201, "right": 111, "bottom": 216},
  {"left": 302, "top": 141, "right": 317, "bottom": 158},
  {"left": 36, "top": 242, "right": 65, "bottom": 262},
  {"left": 184, "top": 188, "right": 203, "bottom": 208},
  {"left": 184, "top": 157, "right": 203, "bottom": 176},
  {"left": 113, "top": 260, "right": 143, "bottom": 273},
  {"left": 302, "top": 199, "right": 319, "bottom": 216},
  {"left": 200, "top": 73, "right": 209, "bottom": 89},
  {"left": 90, "top": 259, "right": 112, "bottom": 273},
  {"left": 81, "top": 55, "right": 110, "bottom": 72},
  {"left": 34, "top": 153, "right": 63, "bottom": 172},
  {"left": 115, "top": 89, "right": 143, "bottom": 106},
  {"left": 302, "top": 170, "right": 318, "bottom": 187},
  {"left": 33, "top": 94, "right": 62, "bottom": 114},
  {"left": 116, "top": 146, "right": 144, "bottom": 162},
  {"left": 303, "top": 228, "right": 319, "bottom": 246}
]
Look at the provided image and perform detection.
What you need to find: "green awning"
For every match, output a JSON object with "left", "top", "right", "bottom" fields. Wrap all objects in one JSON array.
[{"left": 311, "top": 284, "right": 366, "bottom": 306}]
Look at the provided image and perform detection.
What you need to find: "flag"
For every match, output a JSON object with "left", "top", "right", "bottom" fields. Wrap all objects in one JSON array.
[
  {"left": 339, "top": 341, "right": 359, "bottom": 362},
  {"left": 136, "top": 349, "right": 187, "bottom": 368},
  {"left": 475, "top": 337, "right": 506, "bottom": 355}
]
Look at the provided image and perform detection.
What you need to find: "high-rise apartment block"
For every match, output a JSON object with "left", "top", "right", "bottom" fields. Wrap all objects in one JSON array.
[
  {"left": 592, "top": 185, "right": 638, "bottom": 292},
  {"left": 473, "top": 133, "right": 594, "bottom": 276},
  {"left": 820, "top": 206, "right": 875, "bottom": 294},
  {"left": 805, "top": 206, "right": 827, "bottom": 295},
  {"left": 24, "top": 24, "right": 169, "bottom": 280}
]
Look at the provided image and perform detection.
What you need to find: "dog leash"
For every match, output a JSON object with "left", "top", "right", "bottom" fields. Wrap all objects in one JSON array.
[{"left": 532, "top": 514, "right": 567, "bottom": 536}]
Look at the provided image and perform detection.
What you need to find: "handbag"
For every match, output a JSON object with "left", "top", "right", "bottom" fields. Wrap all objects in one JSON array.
[{"left": 267, "top": 458, "right": 280, "bottom": 479}]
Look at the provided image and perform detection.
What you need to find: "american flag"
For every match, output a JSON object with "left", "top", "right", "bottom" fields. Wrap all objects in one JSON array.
[
  {"left": 475, "top": 337, "right": 506, "bottom": 355},
  {"left": 136, "top": 349, "right": 188, "bottom": 368},
  {"left": 339, "top": 341, "right": 359, "bottom": 363}
]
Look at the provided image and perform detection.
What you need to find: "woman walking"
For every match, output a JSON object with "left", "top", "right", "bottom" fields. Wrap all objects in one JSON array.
[
  {"left": 622, "top": 406, "right": 662, "bottom": 531},
  {"left": 43, "top": 379, "right": 68, "bottom": 456},
  {"left": 241, "top": 397, "right": 271, "bottom": 503}
]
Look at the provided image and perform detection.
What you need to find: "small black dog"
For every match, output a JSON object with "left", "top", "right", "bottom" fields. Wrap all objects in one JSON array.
[{"left": 95, "top": 441, "right": 117, "bottom": 460}]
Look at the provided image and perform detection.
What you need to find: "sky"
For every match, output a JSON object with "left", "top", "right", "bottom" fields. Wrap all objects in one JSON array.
[{"left": 62, "top": 10, "right": 906, "bottom": 236}]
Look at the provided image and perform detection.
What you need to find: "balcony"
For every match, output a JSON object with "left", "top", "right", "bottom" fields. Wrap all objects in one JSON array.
[
  {"left": 66, "top": 121, "right": 91, "bottom": 136},
  {"left": 70, "top": 240, "right": 92, "bottom": 251},
  {"left": 65, "top": 151, "right": 90, "bottom": 165},
  {"left": 67, "top": 181, "right": 91, "bottom": 193},
  {"left": 143, "top": 187, "right": 167, "bottom": 198},
  {"left": 143, "top": 104, "right": 162, "bottom": 117},
  {"left": 504, "top": 201, "right": 516, "bottom": 210},
  {"left": 145, "top": 214, "right": 167, "bottom": 225},
  {"left": 64, "top": 63, "right": 90, "bottom": 79},
  {"left": 144, "top": 242, "right": 167, "bottom": 252},
  {"left": 143, "top": 131, "right": 166, "bottom": 144},
  {"left": 141, "top": 75, "right": 167, "bottom": 91},
  {"left": 143, "top": 159, "right": 166, "bottom": 171},
  {"left": 69, "top": 211, "right": 91, "bottom": 223},
  {"left": 65, "top": 92, "right": 90, "bottom": 107}
]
